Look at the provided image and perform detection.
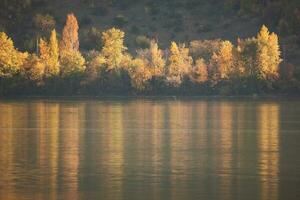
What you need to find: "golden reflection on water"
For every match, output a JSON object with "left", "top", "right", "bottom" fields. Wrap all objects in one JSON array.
[
  {"left": 48, "top": 104, "right": 59, "bottom": 200},
  {"left": 0, "top": 104, "right": 15, "bottom": 199},
  {"left": 258, "top": 103, "right": 280, "bottom": 200},
  {"left": 218, "top": 102, "right": 233, "bottom": 200},
  {"left": 101, "top": 104, "right": 124, "bottom": 200},
  {"left": 0, "top": 100, "right": 283, "bottom": 200}
]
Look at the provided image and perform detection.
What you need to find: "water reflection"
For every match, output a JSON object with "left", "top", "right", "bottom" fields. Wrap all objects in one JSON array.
[
  {"left": 0, "top": 99, "right": 299, "bottom": 200},
  {"left": 258, "top": 104, "right": 280, "bottom": 200}
]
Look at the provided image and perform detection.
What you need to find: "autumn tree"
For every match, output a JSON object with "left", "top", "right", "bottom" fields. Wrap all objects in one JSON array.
[
  {"left": 60, "top": 51, "right": 85, "bottom": 77},
  {"left": 256, "top": 25, "right": 281, "bottom": 80},
  {"left": 59, "top": 14, "right": 85, "bottom": 79},
  {"left": 60, "top": 13, "right": 79, "bottom": 53},
  {"left": 38, "top": 30, "right": 60, "bottom": 78},
  {"left": 100, "top": 28, "right": 127, "bottom": 70},
  {"left": 137, "top": 40, "right": 166, "bottom": 78},
  {"left": 39, "top": 30, "right": 59, "bottom": 78},
  {"left": 48, "top": 29, "right": 60, "bottom": 76},
  {"left": 208, "top": 40, "right": 235, "bottom": 84},
  {"left": 0, "top": 32, "right": 28, "bottom": 78},
  {"left": 128, "top": 58, "right": 152, "bottom": 91},
  {"left": 166, "top": 42, "right": 192, "bottom": 87},
  {"left": 22, "top": 54, "right": 45, "bottom": 84}
]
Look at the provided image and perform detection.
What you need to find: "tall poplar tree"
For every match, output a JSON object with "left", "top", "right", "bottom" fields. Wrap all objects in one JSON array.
[
  {"left": 60, "top": 13, "right": 79, "bottom": 53},
  {"left": 47, "top": 29, "right": 59, "bottom": 76},
  {"left": 39, "top": 30, "right": 60, "bottom": 77}
]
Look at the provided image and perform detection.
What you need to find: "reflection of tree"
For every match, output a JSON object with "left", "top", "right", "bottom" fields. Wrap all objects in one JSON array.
[
  {"left": 0, "top": 100, "right": 283, "bottom": 200},
  {"left": 258, "top": 103, "right": 280, "bottom": 200},
  {"left": 47, "top": 103, "right": 60, "bottom": 200},
  {"left": 0, "top": 103, "right": 15, "bottom": 199},
  {"left": 59, "top": 103, "right": 85, "bottom": 200},
  {"left": 218, "top": 102, "right": 233, "bottom": 200},
  {"left": 100, "top": 103, "right": 124, "bottom": 199}
]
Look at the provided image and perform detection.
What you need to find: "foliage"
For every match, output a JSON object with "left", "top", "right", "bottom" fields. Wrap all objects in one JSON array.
[
  {"left": 128, "top": 58, "right": 152, "bottom": 91},
  {"left": 137, "top": 40, "right": 166, "bottom": 78},
  {"left": 256, "top": 25, "right": 281, "bottom": 80},
  {"left": 0, "top": 32, "right": 28, "bottom": 78},
  {"left": 208, "top": 40, "right": 234, "bottom": 84},
  {"left": 101, "top": 28, "right": 127, "bottom": 70},
  {"left": 166, "top": 42, "right": 192, "bottom": 87},
  {"left": 22, "top": 54, "right": 45, "bottom": 84},
  {"left": 190, "top": 58, "right": 208, "bottom": 84},
  {"left": 82, "top": 27, "right": 103, "bottom": 50},
  {"left": 34, "top": 14, "right": 56, "bottom": 35},
  {"left": 85, "top": 51, "right": 106, "bottom": 83},
  {"left": 135, "top": 35, "right": 151, "bottom": 49},
  {"left": 189, "top": 39, "right": 223, "bottom": 61},
  {"left": 60, "top": 50, "right": 85, "bottom": 77},
  {"left": 0, "top": 10, "right": 294, "bottom": 95},
  {"left": 39, "top": 30, "right": 60, "bottom": 77},
  {"left": 60, "top": 13, "right": 80, "bottom": 53}
]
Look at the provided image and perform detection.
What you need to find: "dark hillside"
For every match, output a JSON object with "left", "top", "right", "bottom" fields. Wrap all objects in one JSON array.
[{"left": 0, "top": 0, "right": 262, "bottom": 52}]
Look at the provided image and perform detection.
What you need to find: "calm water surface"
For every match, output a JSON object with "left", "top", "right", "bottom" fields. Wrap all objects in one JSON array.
[{"left": 0, "top": 98, "right": 300, "bottom": 200}]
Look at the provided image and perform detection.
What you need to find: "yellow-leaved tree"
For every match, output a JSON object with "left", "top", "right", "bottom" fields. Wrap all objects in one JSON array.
[
  {"left": 137, "top": 40, "right": 166, "bottom": 78},
  {"left": 59, "top": 14, "right": 85, "bottom": 77},
  {"left": 60, "top": 51, "right": 85, "bottom": 77},
  {"left": 47, "top": 29, "right": 60, "bottom": 76},
  {"left": 60, "top": 13, "right": 79, "bottom": 52},
  {"left": 128, "top": 58, "right": 152, "bottom": 91},
  {"left": 209, "top": 40, "right": 234, "bottom": 84},
  {"left": 0, "top": 32, "right": 28, "bottom": 78},
  {"left": 22, "top": 54, "right": 45, "bottom": 84},
  {"left": 39, "top": 29, "right": 60, "bottom": 78},
  {"left": 166, "top": 42, "right": 192, "bottom": 87},
  {"left": 100, "top": 28, "right": 127, "bottom": 70},
  {"left": 256, "top": 25, "right": 281, "bottom": 80}
]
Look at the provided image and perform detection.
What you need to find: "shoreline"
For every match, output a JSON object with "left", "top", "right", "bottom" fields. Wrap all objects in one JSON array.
[{"left": 1, "top": 94, "right": 300, "bottom": 101}]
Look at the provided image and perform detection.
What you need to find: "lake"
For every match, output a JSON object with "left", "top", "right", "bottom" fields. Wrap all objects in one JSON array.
[{"left": 0, "top": 98, "right": 300, "bottom": 200}]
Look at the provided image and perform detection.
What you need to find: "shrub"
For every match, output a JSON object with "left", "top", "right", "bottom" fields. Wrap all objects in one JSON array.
[{"left": 135, "top": 35, "right": 151, "bottom": 49}]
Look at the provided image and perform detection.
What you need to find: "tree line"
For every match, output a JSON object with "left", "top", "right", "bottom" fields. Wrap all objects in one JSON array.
[{"left": 0, "top": 13, "right": 297, "bottom": 96}]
